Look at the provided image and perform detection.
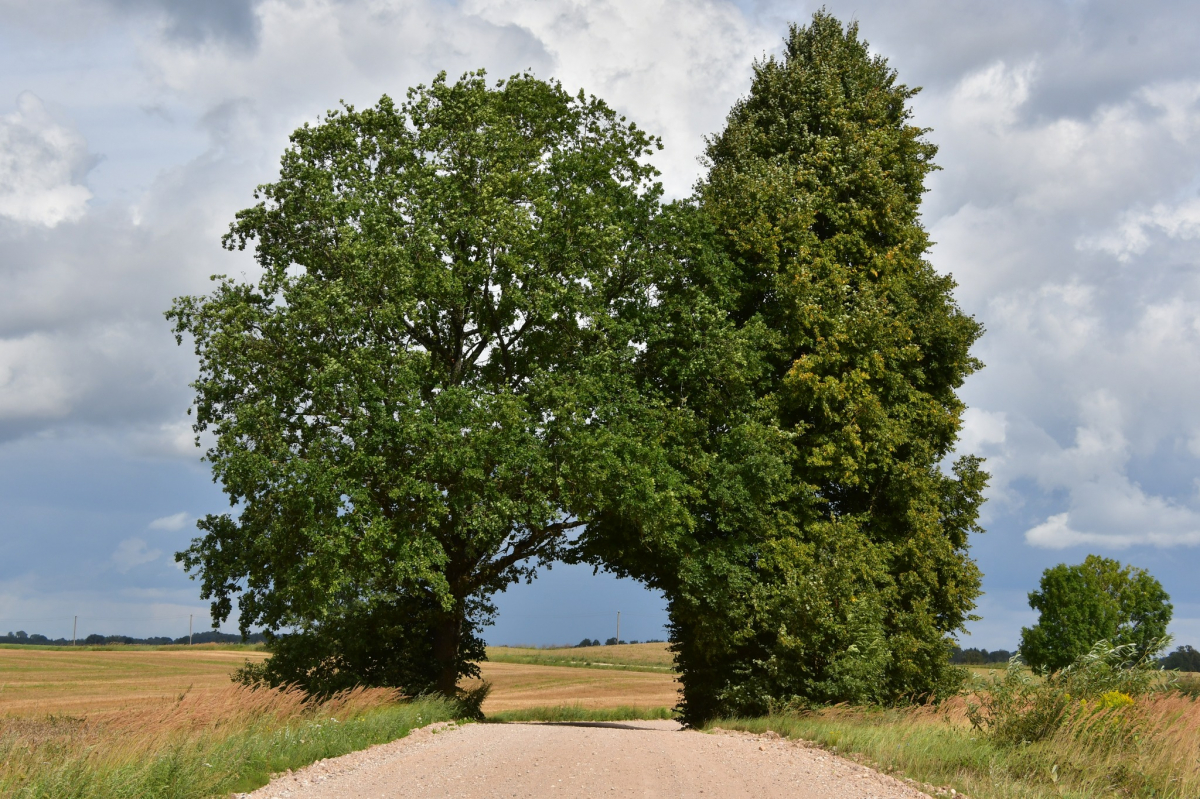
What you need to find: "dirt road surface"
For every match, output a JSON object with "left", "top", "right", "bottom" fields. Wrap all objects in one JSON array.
[{"left": 240, "top": 720, "right": 931, "bottom": 799}]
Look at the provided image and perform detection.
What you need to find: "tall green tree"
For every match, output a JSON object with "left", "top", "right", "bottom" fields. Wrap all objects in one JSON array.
[
  {"left": 580, "top": 12, "right": 987, "bottom": 723},
  {"left": 1020, "top": 555, "right": 1172, "bottom": 673},
  {"left": 168, "top": 71, "right": 664, "bottom": 698}
]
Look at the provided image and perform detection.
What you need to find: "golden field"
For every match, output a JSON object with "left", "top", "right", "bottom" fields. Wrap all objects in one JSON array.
[
  {"left": 485, "top": 642, "right": 674, "bottom": 671},
  {"left": 0, "top": 645, "right": 269, "bottom": 718},
  {"left": 0, "top": 642, "right": 677, "bottom": 797},
  {"left": 0, "top": 642, "right": 678, "bottom": 719},
  {"left": 5, "top": 643, "right": 1198, "bottom": 797}
]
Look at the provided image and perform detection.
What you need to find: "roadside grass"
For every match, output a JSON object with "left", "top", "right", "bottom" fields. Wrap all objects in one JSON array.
[
  {"left": 0, "top": 685, "right": 458, "bottom": 799},
  {"left": 485, "top": 643, "right": 674, "bottom": 673},
  {"left": 485, "top": 704, "right": 674, "bottom": 723},
  {"left": 708, "top": 691, "right": 1200, "bottom": 798}
]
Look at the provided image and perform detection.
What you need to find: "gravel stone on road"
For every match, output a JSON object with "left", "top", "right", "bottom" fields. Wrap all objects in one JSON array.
[{"left": 239, "top": 719, "right": 933, "bottom": 798}]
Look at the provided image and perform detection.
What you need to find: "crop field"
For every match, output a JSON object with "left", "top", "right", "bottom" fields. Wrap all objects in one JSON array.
[
  {"left": 470, "top": 661, "right": 677, "bottom": 712},
  {"left": 474, "top": 643, "right": 678, "bottom": 713},
  {"left": 485, "top": 642, "right": 674, "bottom": 672},
  {"left": 0, "top": 645, "right": 455, "bottom": 797},
  {"left": 0, "top": 643, "right": 677, "bottom": 797},
  {"left": 0, "top": 644, "right": 269, "bottom": 718},
  {"left": 0, "top": 643, "right": 677, "bottom": 720}
]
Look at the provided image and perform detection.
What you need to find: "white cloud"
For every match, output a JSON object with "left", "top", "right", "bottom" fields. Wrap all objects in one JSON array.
[
  {"left": 129, "top": 0, "right": 776, "bottom": 200},
  {"left": 989, "top": 281, "right": 1100, "bottom": 362},
  {"left": 928, "top": 70, "right": 1200, "bottom": 231},
  {"left": 130, "top": 420, "right": 203, "bottom": 459},
  {"left": 148, "top": 511, "right": 190, "bottom": 531},
  {"left": 465, "top": 0, "right": 773, "bottom": 196},
  {"left": 1026, "top": 509, "right": 1200, "bottom": 550},
  {"left": 1024, "top": 513, "right": 1088, "bottom": 549},
  {"left": 110, "top": 537, "right": 162, "bottom": 572},
  {"left": 0, "top": 92, "right": 93, "bottom": 226},
  {"left": 957, "top": 407, "right": 1007, "bottom": 455},
  {"left": 921, "top": 39, "right": 1200, "bottom": 563},
  {"left": 950, "top": 60, "right": 1037, "bottom": 131},
  {"left": 1082, "top": 196, "right": 1200, "bottom": 262},
  {"left": 0, "top": 333, "right": 75, "bottom": 420},
  {"left": 1019, "top": 393, "right": 1200, "bottom": 549}
]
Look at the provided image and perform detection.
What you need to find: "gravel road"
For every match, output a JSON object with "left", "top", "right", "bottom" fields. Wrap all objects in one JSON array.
[{"left": 239, "top": 719, "right": 935, "bottom": 798}]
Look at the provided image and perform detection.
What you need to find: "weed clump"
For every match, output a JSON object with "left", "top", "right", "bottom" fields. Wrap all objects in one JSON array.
[
  {"left": 708, "top": 640, "right": 1200, "bottom": 797},
  {"left": 966, "top": 640, "right": 1161, "bottom": 745}
]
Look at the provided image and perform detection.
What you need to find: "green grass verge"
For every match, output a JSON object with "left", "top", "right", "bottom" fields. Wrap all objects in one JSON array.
[
  {"left": 486, "top": 704, "right": 674, "bottom": 723},
  {"left": 709, "top": 711, "right": 1017, "bottom": 797},
  {"left": 708, "top": 708, "right": 1186, "bottom": 799},
  {"left": 1, "top": 697, "right": 458, "bottom": 799}
]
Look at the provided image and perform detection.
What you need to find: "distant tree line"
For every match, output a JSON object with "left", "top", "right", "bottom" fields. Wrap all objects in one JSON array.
[
  {"left": 1160, "top": 645, "right": 1200, "bottom": 672},
  {"left": 948, "top": 644, "right": 1200, "bottom": 672},
  {"left": 575, "top": 638, "right": 665, "bottom": 647},
  {"left": 950, "top": 647, "right": 1014, "bottom": 665},
  {"left": 0, "top": 630, "right": 265, "bottom": 646}
]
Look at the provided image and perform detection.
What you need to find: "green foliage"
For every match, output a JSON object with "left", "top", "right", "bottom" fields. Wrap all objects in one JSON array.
[
  {"left": 1019, "top": 555, "right": 1172, "bottom": 674},
  {"left": 580, "top": 11, "right": 985, "bottom": 724},
  {"left": 168, "top": 70, "right": 663, "bottom": 697},
  {"left": 967, "top": 640, "right": 1164, "bottom": 745},
  {"left": 231, "top": 594, "right": 487, "bottom": 697},
  {"left": 454, "top": 681, "right": 492, "bottom": 721}
]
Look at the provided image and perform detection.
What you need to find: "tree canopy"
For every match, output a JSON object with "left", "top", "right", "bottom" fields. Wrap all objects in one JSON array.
[
  {"left": 576, "top": 12, "right": 986, "bottom": 723},
  {"left": 1020, "top": 555, "right": 1172, "bottom": 673},
  {"left": 171, "top": 12, "right": 987, "bottom": 719},
  {"left": 168, "top": 70, "right": 664, "bottom": 698}
]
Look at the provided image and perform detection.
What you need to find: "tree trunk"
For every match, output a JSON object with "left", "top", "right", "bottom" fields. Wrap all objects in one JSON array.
[{"left": 432, "top": 604, "right": 463, "bottom": 697}]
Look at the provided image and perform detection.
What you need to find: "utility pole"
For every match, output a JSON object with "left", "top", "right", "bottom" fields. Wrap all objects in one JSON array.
[
  {"left": 72, "top": 615, "right": 77, "bottom": 646},
  {"left": 189, "top": 614, "right": 193, "bottom": 646},
  {"left": 616, "top": 611, "right": 620, "bottom": 645}
]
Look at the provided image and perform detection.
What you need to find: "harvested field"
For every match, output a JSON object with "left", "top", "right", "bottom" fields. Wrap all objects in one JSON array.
[
  {"left": 486, "top": 642, "right": 673, "bottom": 672},
  {"left": 0, "top": 642, "right": 679, "bottom": 796},
  {"left": 472, "top": 661, "right": 679, "bottom": 712},
  {"left": 0, "top": 644, "right": 677, "bottom": 720},
  {"left": 0, "top": 645, "right": 268, "bottom": 718}
]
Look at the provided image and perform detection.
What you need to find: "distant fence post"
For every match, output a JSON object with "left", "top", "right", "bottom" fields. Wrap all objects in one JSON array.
[
  {"left": 72, "top": 615, "right": 77, "bottom": 646},
  {"left": 189, "top": 614, "right": 193, "bottom": 646},
  {"left": 616, "top": 611, "right": 620, "bottom": 645}
]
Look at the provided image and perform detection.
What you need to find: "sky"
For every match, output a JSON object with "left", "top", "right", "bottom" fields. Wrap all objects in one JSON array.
[{"left": 1, "top": 0, "right": 1199, "bottom": 650}]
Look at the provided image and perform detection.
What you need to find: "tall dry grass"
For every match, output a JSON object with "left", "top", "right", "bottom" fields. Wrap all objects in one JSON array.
[
  {"left": 710, "top": 688, "right": 1200, "bottom": 798},
  {"left": 0, "top": 683, "right": 456, "bottom": 798},
  {"left": 1033, "top": 690, "right": 1200, "bottom": 796}
]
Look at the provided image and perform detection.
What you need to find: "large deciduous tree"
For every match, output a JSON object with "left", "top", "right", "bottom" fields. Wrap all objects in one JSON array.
[
  {"left": 1020, "top": 555, "right": 1172, "bottom": 673},
  {"left": 578, "top": 12, "right": 987, "bottom": 723},
  {"left": 168, "top": 71, "right": 663, "bottom": 699}
]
